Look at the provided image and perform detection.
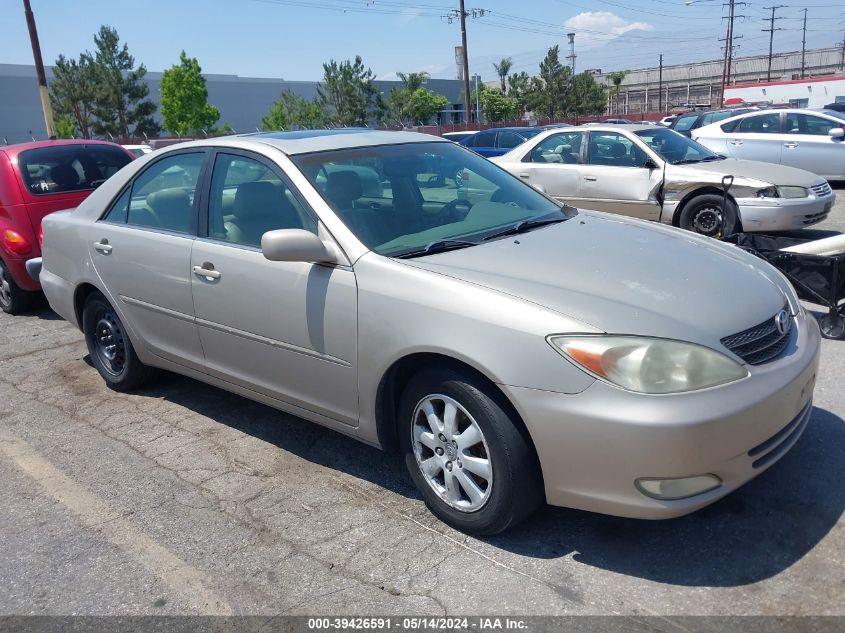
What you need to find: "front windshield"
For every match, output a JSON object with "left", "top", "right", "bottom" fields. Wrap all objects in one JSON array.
[
  {"left": 292, "top": 141, "right": 571, "bottom": 257},
  {"left": 635, "top": 128, "right": 721, "bottom": 165}
]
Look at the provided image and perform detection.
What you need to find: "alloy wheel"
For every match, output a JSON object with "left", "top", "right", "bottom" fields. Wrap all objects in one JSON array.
[{"left": 411, "top": 394, "right": 493, "bottom": 512}]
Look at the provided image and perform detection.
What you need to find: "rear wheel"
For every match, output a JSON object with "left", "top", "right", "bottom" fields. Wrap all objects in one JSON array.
[
  {"left": 82, "top": 291, "right": 158, "bottom": 391},
  {"left": 679, "top": 193, "right": 738, "bottom": 239},
  {"left": 0, "top": 259, "right": 34, "bottom": 315},
  {"left": 399, "top": 367, "right": 543, "bottom": 535}
]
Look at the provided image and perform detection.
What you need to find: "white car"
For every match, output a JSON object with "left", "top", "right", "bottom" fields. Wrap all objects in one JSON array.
[
  {"left": 491, "top": 124, "right": 835, "bottom": 236},
  {"left": 122, "top": 144, "right": 153, "bottom": 159},
  {"left": 692, "top": 109, "right": 845, "bottom": 180}
]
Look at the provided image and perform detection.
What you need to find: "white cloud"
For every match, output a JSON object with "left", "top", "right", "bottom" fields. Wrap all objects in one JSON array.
[{"left": 564, "top": 11, "right": 653, "bottom": 49}]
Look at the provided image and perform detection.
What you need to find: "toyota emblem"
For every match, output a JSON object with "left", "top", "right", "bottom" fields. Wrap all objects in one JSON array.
[{"left": 775, "top": 309, "right": 791, "bottom": 336}]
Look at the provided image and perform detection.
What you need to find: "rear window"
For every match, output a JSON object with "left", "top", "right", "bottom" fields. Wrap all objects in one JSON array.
[
  {"left": 17, "top": 144, "right": 131, "bottom": 196},
  {"left": 672, "top": 114, "right": 698, "bottom": 132}
]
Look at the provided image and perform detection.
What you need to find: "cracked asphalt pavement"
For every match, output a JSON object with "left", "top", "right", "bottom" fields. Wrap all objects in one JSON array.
[{"left": 1, "top": 195, "right": 844, "bottom": 616}]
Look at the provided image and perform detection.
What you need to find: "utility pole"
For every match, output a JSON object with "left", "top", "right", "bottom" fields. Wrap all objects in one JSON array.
[
  {"left": 446, "top": 2, "right": 486, "bottom": 125},
  {"left": 566, "top": 32, "right": 577, "bottom": 75},
  {"left": 800, "top": 8, "right": 808, "bottom": 79},
  {"left": 22, "top": 0, "right": 55, "bottom": 139},
  {"left": 718, "top": 0, "right": 745, "bottom": 105},
  {"left": 658, "top": 54, "right": 664, "bottom": 113},
  {"left": 762, "top": 5, "right": 785, "bottom": 82},
  {"left": 840, "top": 28, "right": 845, "bottom": 71}
]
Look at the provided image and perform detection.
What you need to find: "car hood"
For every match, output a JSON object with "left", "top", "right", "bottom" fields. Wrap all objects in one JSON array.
[
  {"left": 671, "top": 158, "right": 823, "bottom": 187},
  {"left": 401, "top": 212, "right": 789, "bottom": 349}
]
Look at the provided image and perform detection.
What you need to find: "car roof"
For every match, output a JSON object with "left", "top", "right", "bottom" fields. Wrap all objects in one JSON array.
[
  {"left": 0, "top": 138, "right": 125, "bottom": 158},
  {"left": 196, "top": 129, "right": 449, "bottom": 155}
]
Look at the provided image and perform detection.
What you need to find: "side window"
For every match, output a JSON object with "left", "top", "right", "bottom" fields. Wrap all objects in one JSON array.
[
  {"left": 529, "top": 132, "right": 583, "bottom": 164},
  {"left": 126, "top": 152, "right": 204, "bottom": 234},
  {"left": 497, "top": 131, "right": 525, "bottom": 150},
  {"left": 102, "top": 188, "right": 130, "bottom": 223},
  {"left": 701, "top": 110, "right": 732, "bottom": 126},
  {"left": 208, "top": 153, "right": 317, "bottom": 248},
  {"left": 474, "top": 131, "right": 496, "bottom": 148},
  {"left": 672, "top": 114, "right": 698, "bottom": 132},
  {"left": 785, "top": 113, "right": 838, "bottom": 136},
  {"left": 737, "top": 113, "right": 781, "bottom": 134},
  {"left": 586, "top": 132, "right": 641, "bottom": 167}
]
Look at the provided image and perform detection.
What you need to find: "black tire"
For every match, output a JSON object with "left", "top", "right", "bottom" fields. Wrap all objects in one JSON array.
[
  {"left": 82, "top": 291, "right": 158, "bottom": 391},
  {"left": 679, "top": 193, "right": 739, "bottom": 239},
  {"left": 399, "top": 367, "right": 544, "bottom": 535},
  {"left": 0, "top": 259, "right": 35, "bottom": 315}
]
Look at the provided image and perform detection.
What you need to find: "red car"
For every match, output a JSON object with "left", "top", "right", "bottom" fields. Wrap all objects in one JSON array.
[{"left": 0, "top": 140, "right": 133, "bottom": 313}]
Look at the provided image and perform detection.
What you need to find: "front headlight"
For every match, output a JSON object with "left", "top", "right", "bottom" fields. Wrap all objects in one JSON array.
[
  {"left": 548, "top": 335, "right": 748, "bottom": 394},
  {"left": 777, "top": 186, "right": 808, "bottom": 198},
  {"left": 755, "top": 186, "right": 779, "bottom": 198}
]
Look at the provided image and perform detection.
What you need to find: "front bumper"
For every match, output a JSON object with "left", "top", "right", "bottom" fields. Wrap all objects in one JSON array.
[
  {"left": 501, "top": 309, "right": 821, "bottom": 519},
  {"left": 737, "top": 192, "right": 835, "bottom": 231}
]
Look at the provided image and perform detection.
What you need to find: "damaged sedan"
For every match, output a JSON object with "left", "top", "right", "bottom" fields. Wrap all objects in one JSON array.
[{"left": 491, "top": 124, "right": 835, "bottom": 237}]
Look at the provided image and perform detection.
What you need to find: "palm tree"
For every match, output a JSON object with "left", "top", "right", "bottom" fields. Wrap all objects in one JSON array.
[
  {"left": 493, "top": 57, "right": 513, "bottom": 93},
  {"left": 607, "top": 71, "right": 626, "bottom": 115},
  {"left": 397, "top": 71, "right": 429, "bottom": 92}
]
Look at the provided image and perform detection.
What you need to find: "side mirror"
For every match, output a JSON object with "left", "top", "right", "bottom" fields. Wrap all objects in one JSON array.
[
  {"left": 261, "top": 229, "right": 337, "bottom": 264},
  {"left": 643, "top": 158, "right": 659, "bottom": 169},
  {"left": 829, "top": 127, "right": 844, "bottom": 139}
]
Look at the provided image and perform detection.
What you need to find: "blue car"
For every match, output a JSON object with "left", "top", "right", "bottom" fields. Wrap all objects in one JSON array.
[{"left": 459, "top": 127, "right": 543, "bottom": 157}]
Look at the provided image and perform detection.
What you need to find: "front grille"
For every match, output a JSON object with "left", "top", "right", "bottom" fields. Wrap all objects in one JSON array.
[
  {"left": 721, "top": 311, "right": 791, "bottom": 365},
  {"left": 810, "top": 182, "right": 832, "bottom": 197}
]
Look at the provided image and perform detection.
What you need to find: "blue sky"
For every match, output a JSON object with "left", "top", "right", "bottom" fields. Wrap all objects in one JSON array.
[{"left": 2, "top": 0, "right": 843, "bottom": 81}]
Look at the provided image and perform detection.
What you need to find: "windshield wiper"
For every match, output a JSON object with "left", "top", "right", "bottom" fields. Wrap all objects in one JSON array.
[
  {"left": 482, "top": 216, "right": 566, "bottom": 241},
  {"left": 700, "top": 154, "right": 727, "bottom": 161},
  {"left": 393, "top": 239, "right": 479, "bottom": 259},
  {"left": 673, "top": 158, "right": 704, "bottom": 165}
]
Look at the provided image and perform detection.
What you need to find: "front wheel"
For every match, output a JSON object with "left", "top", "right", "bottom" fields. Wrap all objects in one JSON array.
[
  {"left": 679, "top": 193, "right": 738, "bottom": 239},
  {"left": 82, "top": 291, "right": 158, "bottom": 391},
  {"left": 399, "top": 367, "right": 543, "bottom": 535}
]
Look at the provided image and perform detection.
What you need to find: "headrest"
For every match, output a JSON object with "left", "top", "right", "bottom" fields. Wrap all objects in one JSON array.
[
  {"left": 51, "top": 164, "right": 80, "bottom": 188},
  {"left": 609, "top": 142, "right": 627, "bottom": 158},
  {"left": 325, "top": 170, "right": 363, "bottom": 206},
  {"left": 146, "top": 188, "right": 191, "bottom": 214},
  {"left": 233, "top": 181, "right": 281, "bottom": 218}
]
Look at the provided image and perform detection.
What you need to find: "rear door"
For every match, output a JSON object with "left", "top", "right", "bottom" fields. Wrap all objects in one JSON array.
[
  {"left": 577, "top": 131, "right": 663, "bottom": 220},
  {"left": 89, "top": 150, "right": 207, "bottom": 370},
  {"left": 468, "top": 130, "right": 498, "bottom": 157},
  {"left": 518, "top": 131, "right": 585, "bottom": 203},
  {"left": 721, "top": 112, "right": 783, "bottom": 163},
  {"left": 780, "top": 112, "right": 845, "bottom": 180}
]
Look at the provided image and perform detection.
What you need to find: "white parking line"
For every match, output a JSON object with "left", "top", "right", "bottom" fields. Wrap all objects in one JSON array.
[{"left": 0, "top": 430, "right": 233, "bottom": 615}]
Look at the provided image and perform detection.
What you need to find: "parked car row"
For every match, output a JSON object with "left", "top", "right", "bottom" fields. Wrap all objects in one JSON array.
[{"left": 3, "top": 128, "right": 815, "bottom": 536}]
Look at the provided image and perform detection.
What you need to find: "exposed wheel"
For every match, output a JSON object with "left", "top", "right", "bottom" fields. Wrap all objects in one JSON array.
[
  {"left": 82, "top": 291, "right": 158, "bottom": 391},
  {"left": 679, "top": 193, "right": 738, "bottom": 239},
  {"left": 399, "top": 367, "right": 543, "bottom": 535},
  {"left": 0, "top": 259, "right": 34, "bottom": 315}
]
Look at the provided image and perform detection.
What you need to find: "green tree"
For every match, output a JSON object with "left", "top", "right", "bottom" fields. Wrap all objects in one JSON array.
[
  {"left": 89, "top": 26, "right": 159, "bottom": 138},
  {"left": 571, "top": 72, "right": 606, "bottom": 116},
  {"left": 262, "top": 90, "right": 327, "bottom": 130},
  {"left": 54, "top": 115, "right": 78, "bottom": 139},
  {"left": 526, "top": 46, "right": 571, "bottom": 118},
  {"left": 159, "top": 51, "right": 220, "bottom": 136},
  {"left": 318, "top": 56, "right": 378, "bottom": 126},
  {"left": 408, "top": 87, "right": 448, "bottom": 124},
  {"left": 493, "top": 57, "right": 513, "bottom": 93},
  {"left": 507, "top": 71, "right": 532, "bottom": 116},
  {"left": 607, "top": 70, "right": 626, "bottom": 115},
  {"left": 49, "top": 54, "right": 97, "bottom": 139},
  {"left": 478, "top": 90, "right": 519, "bottom": 122}
]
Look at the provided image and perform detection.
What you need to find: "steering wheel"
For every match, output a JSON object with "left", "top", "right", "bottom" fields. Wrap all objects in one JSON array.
[
  {"left": 490, "top": 188, "right": 526, "bottom": 208},
  {"left": 439, "top": 198, "right": 473, "bottom": 223}
]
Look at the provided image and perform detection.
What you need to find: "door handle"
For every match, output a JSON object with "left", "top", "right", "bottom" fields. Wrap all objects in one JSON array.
[
  {"left": 518, "top": 172, "right": 530, "bottom": 178},
  {"left": 729, "top": 139, "right": 743, "bottom": 146},
  {"left": 193, "top": 264, "right": 221, "bottom": 280},
  {"left": 93, "top": 240, "right": 112, "bottom": 254},
  {"left": 584, "top": 176, "right": 597, "bottom": 182},
  {"left": 783, "top": 142, "right": 798, "bottom": 149}
]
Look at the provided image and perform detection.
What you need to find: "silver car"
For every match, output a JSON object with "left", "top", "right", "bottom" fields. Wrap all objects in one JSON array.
[
  {"left": 40, "top": 131, "right": 820, "bottom": 534},
  {"left": 492, "top": 125, "right": 835, "bottom": 236},
  {"left": 693, "top": 108, "right": 845, "bottom": 181}
]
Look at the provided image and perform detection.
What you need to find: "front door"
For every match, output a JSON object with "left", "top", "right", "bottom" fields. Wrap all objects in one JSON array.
[
  {"left": 190, "top": 151, "right": 359, "bottom": 426},
  {"left": 723, "top": 112, "right": 783, "bottom": 164},
  {"left": 780, "top": 112, "right": 845, "bottom": 180},
  {"left": 519, "top": 131, "right": 584, "bottom": 204},
  {"left": 88, "top": 150, "right": 207, "bottom": 370},
  {"left": 577, "top": 131, "right": 662, "bottom": 221}
]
